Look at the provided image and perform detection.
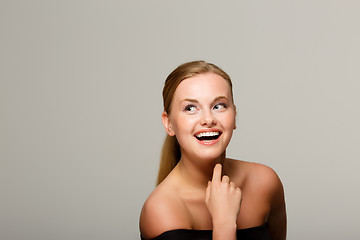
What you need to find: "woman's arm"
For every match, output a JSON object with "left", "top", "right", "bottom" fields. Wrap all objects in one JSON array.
[
  {"left": 205, "top": 164, "right": 242, "bottom": 240},
  {"left": 267, "top": 169, "right": 287, "bottom": 240}
]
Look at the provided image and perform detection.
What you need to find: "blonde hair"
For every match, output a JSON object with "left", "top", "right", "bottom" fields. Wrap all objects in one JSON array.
[{"left": 157, "top": 60, "right": 233, "bottom": 185}]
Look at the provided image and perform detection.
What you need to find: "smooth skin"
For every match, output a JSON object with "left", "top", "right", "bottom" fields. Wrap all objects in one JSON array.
[{"left": 140, "top": 73, "right": 286, "bottom": 240}]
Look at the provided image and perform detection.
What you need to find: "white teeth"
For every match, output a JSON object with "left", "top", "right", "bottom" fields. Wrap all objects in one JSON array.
[{"left": 196, "top": 131, "right": 220, "bottom": 138}]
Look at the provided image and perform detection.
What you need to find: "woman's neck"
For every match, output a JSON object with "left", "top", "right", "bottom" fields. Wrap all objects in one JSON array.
[{"left": 175, "top": 152, "right": 227, "bottom": 190}]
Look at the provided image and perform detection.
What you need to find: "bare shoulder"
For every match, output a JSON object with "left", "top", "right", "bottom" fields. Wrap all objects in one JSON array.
[
  {"left": 227, "top": 158, "right": 283, "bottom": 198},
  {"left": 250, "top": 161, "right": 282, "bottom": 189},
  {"left": 228, "top": 159, "right": 286, "bottom": 239},
  {"left": 139, "top": 182, "right": 190, "bottom": 239},
  {"left": 245, "top": 160, "right": 287, "bottom": 239}
]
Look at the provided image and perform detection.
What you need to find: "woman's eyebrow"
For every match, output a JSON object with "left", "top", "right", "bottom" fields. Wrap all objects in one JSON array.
[
  {"left": 181, "top": 98, "right": 199, "bottom": 103},
  {"left": 181, "top": 96, "right": 229, "bottom": 104},
  {"left": 181, "top": 96, "right": 229, "bottom": 103},
  {"left": 213, "top": 96, "right": 229, "bottom": 102}
]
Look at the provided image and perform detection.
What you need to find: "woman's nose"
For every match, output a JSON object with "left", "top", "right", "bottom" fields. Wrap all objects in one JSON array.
[{"left": 200, "top": 110, "right": 216, "bottom": 126}]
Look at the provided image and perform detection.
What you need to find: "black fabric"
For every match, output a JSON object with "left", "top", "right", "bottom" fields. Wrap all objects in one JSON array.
[{"left": 140, "top": 223, "right": 271, "bottom": 240}]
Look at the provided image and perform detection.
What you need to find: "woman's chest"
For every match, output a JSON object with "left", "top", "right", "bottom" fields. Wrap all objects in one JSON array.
[{"left": 182, "top": 190, "right": 270, "bottom": 229}]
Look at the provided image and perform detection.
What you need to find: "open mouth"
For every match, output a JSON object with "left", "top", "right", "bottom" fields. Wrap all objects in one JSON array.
[{"left": 195, "top": 131, "right": 222, "bottom": 141}]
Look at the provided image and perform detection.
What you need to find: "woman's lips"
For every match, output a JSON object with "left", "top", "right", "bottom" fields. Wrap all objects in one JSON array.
[{"left": 194, "top": 129, "right": 222, "bottom": 145}]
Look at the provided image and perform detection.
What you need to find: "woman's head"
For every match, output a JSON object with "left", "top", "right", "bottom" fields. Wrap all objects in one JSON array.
[{"left": 157, "top": 60, "right": 235, "bottom": 185}]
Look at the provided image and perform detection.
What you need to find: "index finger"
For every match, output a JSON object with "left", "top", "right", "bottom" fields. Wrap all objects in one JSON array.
[{"left": 212, "top": 164, "right": 222, "bottom": 182}]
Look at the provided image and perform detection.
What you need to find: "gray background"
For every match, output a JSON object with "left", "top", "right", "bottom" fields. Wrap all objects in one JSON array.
[{"left": 1, "top": 0, "right": 359, "bottom": 239}]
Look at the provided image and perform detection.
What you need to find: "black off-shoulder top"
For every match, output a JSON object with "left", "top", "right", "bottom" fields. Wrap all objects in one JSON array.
[{"left": 140, "top": 223, "right": 270, "bottom": 240}]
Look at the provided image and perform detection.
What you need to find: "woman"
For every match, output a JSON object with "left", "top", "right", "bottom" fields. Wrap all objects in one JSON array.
[{"left": 140, "top": 61, "right": 287, "bottom": 240}]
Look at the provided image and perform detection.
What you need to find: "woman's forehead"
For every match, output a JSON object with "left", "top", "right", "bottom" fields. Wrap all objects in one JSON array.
[{"left": 174, "top": 73, "right": 232, "bottom": 101}]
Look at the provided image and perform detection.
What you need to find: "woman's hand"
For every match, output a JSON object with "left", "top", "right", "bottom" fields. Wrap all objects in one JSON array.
[{"left": 205, "top": 164, "right": 242, "bottom": 239}]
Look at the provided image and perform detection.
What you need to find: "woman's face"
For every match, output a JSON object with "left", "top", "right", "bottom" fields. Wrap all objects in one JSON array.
[{"left": 162, "top": 72, "right": 236, "bottom": 161}]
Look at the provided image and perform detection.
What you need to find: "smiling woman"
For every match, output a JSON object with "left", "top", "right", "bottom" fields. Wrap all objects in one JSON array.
[{"left": 139, "top": 61, "right": 287, "bottom": 240}]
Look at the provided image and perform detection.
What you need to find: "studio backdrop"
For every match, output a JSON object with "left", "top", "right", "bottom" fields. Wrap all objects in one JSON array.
[{"left": 1, "top": 1, "right": 359, "bottom": 239}]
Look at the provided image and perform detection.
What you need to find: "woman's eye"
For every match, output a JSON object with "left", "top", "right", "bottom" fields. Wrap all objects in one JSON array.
[
  {"left": 184, "top": 104, "right": 197, "bottom": 112},
  {"left": 213, "top": 103, "right": 227, "bottom": 110}
]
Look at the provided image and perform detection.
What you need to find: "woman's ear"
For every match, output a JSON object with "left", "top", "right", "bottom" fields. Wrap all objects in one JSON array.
[{"left": 162, "top": 111, "right": 175, "bottom": 136}]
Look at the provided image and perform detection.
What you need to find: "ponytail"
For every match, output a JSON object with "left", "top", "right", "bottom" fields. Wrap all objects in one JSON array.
[{"left": 156, "top": 135, "right": 181, "bottom": 185}]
